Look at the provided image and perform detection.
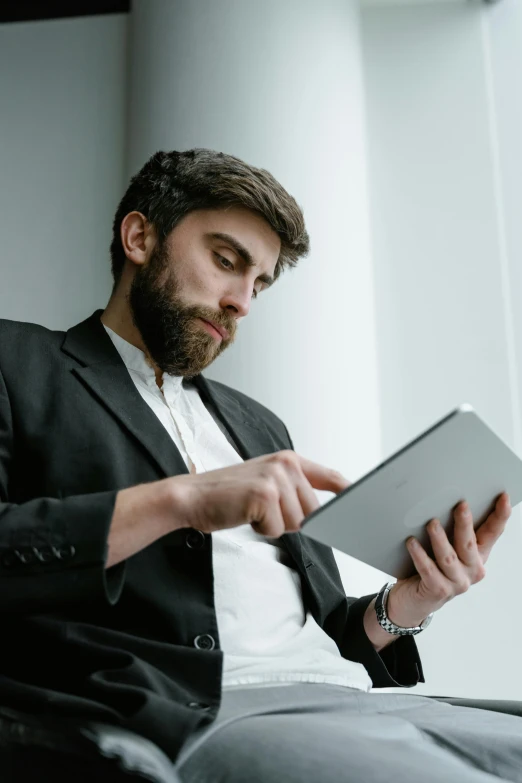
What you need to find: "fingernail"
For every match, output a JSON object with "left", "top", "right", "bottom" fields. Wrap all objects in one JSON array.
[{"left": 461, "top": 502, "right": 470, "bottom": 515}]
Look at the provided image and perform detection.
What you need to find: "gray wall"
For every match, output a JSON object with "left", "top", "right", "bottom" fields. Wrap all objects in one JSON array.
[{"left": 0, "top": 14, "right": 128, "bottom": 329}]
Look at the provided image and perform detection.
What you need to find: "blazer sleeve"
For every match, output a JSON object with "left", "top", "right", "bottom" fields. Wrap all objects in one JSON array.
[
  {"left": 338, "top": 593, "right": 424, "bottom": 688},
  {"left": 0, "top": 367, "right": 125, "bottom": 614}
]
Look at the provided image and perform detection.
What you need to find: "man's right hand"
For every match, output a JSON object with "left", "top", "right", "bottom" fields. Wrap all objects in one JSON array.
[
  {"left": 107, "top": 450, "right": 349, "bottom": 568},
  {"left": 169, "top": 450, "right": 350, "bottom": 538}
]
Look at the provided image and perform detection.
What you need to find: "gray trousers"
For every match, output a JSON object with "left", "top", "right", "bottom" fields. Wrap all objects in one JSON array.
[{"left": 174, "top": 684, "right": 522, "bottom": 783}]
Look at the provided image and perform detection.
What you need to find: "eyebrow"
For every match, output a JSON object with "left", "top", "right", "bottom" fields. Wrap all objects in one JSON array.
[{"left": 209, "top": 232, "right": 275, "bottom": 288}]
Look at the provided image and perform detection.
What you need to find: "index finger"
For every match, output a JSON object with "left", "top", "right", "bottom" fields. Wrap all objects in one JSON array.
[{"left": 297, "top": 454, "right": 351, "bottom": 494}]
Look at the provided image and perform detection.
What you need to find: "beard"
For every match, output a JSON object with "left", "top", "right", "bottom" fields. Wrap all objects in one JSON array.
[{"left": 128, "top": 241, "right": 236, "bottom": 378}]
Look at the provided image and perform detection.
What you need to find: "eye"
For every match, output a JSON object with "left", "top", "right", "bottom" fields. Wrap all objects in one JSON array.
[
  {"left": 214, "top": 252, "right": 259, "bottom": 300},
  {"left": 215, "top": 252, "right": 234, "bottom": 271}
]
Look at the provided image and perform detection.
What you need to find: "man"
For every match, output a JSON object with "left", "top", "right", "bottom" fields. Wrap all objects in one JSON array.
[{"left": 0, "top": 148, "right": 519, "bottom": 783}]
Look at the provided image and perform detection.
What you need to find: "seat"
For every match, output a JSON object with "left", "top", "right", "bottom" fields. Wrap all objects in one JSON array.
[
  {"left": 1, "top": 696, "right": 521, "bottom": 783},
  {"left": 429, "top": 695, "right": 522, "bottom": 718}
]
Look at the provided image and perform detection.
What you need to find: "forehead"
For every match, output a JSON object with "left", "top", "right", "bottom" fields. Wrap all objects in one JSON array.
[{"left": 172, "top": 206, "right": 281, "bottom": 267}]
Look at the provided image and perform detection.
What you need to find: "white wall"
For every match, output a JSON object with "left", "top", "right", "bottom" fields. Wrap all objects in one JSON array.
[
  {"left": 362, "top": 0, "right": 464, "bottom": 5},
  {"left": 0, "top": 15, "right": 128, "bottom": 330},
  {"left": 361, "top": 0, "right": 522, "bottom": 698},
  {"left": 485, "top": 0, "right": 522, "bottom": 466},
  {"left": 127, "top": 0, "right": 388, "bottom": 596}
]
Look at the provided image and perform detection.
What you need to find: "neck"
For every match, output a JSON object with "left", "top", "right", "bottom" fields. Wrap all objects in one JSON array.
[{"left": 101, "top": 294, "right": 164, "bottom": 389}]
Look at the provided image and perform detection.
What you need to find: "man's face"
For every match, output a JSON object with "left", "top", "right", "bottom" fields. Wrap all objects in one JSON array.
[{"left": 129, "top": 206, "right": 281, "bottom": 377}]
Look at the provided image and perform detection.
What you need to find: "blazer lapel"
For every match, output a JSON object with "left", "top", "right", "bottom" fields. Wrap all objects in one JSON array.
[
  {"left": 62, "top": 310, "right": 279, "bottom": 478},
  {"left": 62, "top": 310, "right": 188, "bottom": 479},
  {"left": 193, "top": 374, "right": 280, "bottom": 461}
]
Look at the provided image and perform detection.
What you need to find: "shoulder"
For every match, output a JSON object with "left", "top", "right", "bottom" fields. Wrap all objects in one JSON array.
[
  {"left": 0, "top": 316, "right": 64, "bottom": 342},
  {"left": 0, "top": 317, "right": 65, "bottom": 368}
]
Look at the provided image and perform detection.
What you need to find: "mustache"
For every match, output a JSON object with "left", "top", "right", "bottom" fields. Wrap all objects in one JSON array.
[{"left": 181, "top": 304, "right": 236, "bottom": 340}]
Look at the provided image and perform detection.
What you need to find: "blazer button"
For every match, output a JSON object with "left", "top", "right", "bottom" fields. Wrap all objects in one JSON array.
[
  {"left": 35, "top": 547, "right": 54, "bottom": 563},
  {"left": 193, "top": 634, "right": 216, "bottom": 651},
  {"left": 1, "top": 551, "right": 18, "bottom": 569},
  {"left": 185, "top": 530, "right": 206, "bottom": 550},
  {"left": 187, "top": 702, "right": 211, "bottom": 711},
  {"left": 53, "top": 545, "right": 76, "bottom": 561},
  {"left": 16, "top": 548, "right": 38, "bottom": 565}
]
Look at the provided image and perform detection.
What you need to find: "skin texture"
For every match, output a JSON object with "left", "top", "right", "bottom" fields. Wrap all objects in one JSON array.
[{"left": 102, "top": 206, "right": 512, "bottom": 652}]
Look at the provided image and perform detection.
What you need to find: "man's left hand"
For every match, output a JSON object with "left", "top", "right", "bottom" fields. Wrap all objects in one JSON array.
[{"left": 386, "top": 492, "right": 512, "bottom": 629}]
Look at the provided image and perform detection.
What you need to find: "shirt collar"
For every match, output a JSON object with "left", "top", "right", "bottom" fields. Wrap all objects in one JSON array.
[{"left": 102, "top": 324, "right": 184, "bottom": 396}]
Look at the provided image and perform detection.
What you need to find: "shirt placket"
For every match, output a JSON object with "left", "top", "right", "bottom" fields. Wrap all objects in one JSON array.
[{"left": 167, "top": 395, "right": 205, "bottom": 475}]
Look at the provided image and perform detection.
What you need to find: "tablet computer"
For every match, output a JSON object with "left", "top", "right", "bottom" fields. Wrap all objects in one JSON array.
[{"left": 301, "top": 404, "right": 522, "bottom": 579}]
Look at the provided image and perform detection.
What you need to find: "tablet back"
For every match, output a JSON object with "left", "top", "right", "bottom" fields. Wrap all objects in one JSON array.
[{"left": 301, "top": 405, "right": 522, "bottom": 579}]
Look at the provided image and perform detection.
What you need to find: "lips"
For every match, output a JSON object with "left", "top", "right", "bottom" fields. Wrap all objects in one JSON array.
[{"left": 200, "top": 319, "right": 229, "bottom": 340}]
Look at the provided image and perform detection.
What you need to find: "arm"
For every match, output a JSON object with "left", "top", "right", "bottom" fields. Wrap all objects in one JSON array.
[
  {"left": 0, "top": 376, "right": 367, "bottom": 616},
  {"left": 0, "top": 366, "right": 186, "bottom": 615},
  {"left": 363, "top": 595, "right": 427, "bottom": 653},
  {"left": 106, "top": 478, "right": 185, "bottom": 568},
  {"left": 326, "top": 592, "right": 424, "bottom": 689},
  {"left": 0, "top": 481, "right": 188, "bottom": 615}
]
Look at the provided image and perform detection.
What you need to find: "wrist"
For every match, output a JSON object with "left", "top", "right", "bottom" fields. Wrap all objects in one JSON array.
[
  {"left": 363, "top": 598, "right": 397, "bottom": 652},
  {"left": 386, "top": 582, "right": 433, "bottom": 629},
  {"left": 163, "top": 476, "right": 191, "bottom": 532}
]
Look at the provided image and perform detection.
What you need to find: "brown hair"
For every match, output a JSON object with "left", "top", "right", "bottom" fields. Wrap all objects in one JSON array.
[{"left": 110, "top": 148, "right": 310, "bottom": 286}]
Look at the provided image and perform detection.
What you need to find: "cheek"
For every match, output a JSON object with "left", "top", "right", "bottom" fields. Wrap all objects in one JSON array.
[{"left": 185, "top": 265, "right": 221, "bottom": 295}]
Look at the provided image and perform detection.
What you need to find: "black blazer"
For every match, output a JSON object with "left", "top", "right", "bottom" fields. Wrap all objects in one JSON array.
[{"left": 0, "top": 310, "right": 423, "bottom": 761}]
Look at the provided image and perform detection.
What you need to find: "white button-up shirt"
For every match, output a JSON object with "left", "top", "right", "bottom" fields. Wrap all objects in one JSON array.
[{"left": 104, "top": 325, "right": 372, "bottom": 692}]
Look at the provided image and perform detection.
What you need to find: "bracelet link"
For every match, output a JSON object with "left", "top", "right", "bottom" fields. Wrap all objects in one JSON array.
[{"left": 375, "top": 582, "right": 434, "bottom": 636}]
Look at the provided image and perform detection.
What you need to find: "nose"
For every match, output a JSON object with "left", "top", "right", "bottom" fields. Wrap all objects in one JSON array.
[{"left": 219, "top": 286, "right": 252, "bottom": 319}]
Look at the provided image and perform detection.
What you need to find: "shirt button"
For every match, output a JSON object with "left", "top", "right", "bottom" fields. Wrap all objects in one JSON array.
[
  {"left": 193, "top": 634, "right": 216, "bottom": 651},
  {"left": 185, "top": 530, "right": 206, "bottom": 550}
]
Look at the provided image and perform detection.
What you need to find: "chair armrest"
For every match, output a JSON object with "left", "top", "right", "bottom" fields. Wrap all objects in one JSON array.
[
  {"left": 427, "top": 696, "right": 522, "bottom": 718},
  {"left": 0, "top": 708, "right": 179, "bottom": 783}
]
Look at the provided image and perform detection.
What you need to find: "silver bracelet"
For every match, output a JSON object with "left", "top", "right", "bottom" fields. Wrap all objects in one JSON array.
[{"left": 375, "top": 581, "right": 433, "bottom": 636}]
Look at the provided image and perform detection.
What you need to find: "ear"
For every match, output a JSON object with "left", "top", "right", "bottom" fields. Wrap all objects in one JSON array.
[{"left": 120, "top": 212, "right": 157, "bottom": 267}]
